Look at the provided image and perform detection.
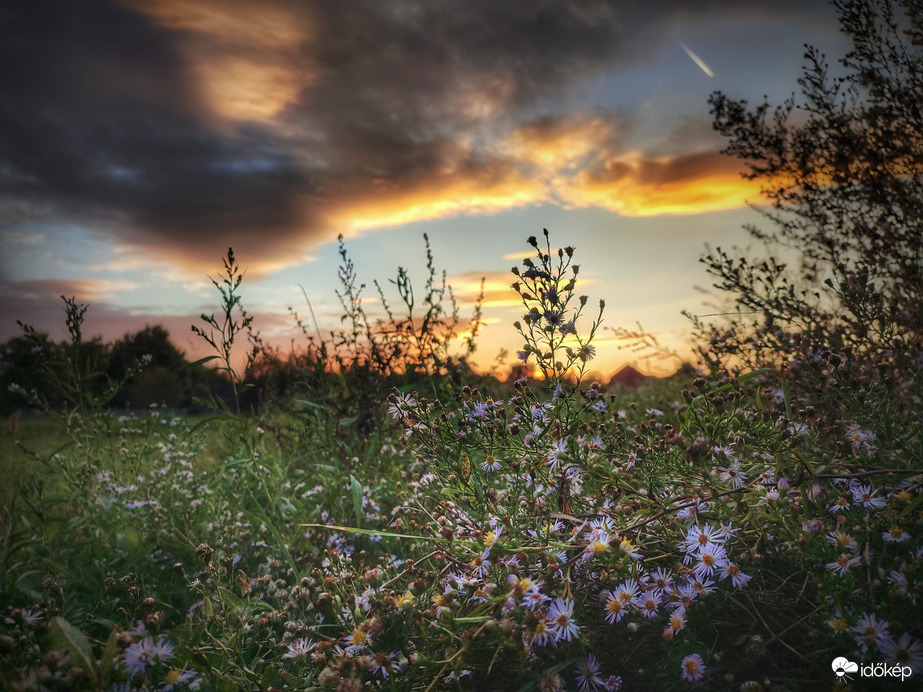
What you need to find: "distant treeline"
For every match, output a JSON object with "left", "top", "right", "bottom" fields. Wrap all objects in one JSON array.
[
  {"left": 0, "top": 322, "right": 493, "bottom": 420},
  {"left": 0, "top": 319, "right": 685, "bottom": 422},
  {"left": 0, "top": 325, "right": 227, "bottom": 416}
]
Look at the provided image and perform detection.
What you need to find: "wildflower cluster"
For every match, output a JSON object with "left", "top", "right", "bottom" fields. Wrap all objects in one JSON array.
[{"left": 511, "top": 229, "right": 604, "bottom": 388}]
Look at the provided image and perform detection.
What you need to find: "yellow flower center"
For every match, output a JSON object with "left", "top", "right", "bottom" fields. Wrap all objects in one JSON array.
[{"left": 828, "top": 617, "right": 847, "bottom": 633}]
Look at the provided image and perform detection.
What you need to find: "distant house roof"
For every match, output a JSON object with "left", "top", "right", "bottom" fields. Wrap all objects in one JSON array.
[{"left": 608, "top": 364, "right": 650, "bottom": 389}]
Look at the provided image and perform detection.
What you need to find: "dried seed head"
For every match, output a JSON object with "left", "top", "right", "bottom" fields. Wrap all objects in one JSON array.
[{"left": 196, "top": 543, "right": 214, "bottom": 566}]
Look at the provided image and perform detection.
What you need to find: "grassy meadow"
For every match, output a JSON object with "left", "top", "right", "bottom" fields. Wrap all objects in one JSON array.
[{"left": 1, "top": 229, "right": 920, "bottom": 692}]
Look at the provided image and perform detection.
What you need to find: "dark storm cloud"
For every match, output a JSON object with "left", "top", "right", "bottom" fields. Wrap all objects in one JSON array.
[
  {"left": 0, "top": 0, "right": 310, "bottom": 265},
  {"left": 0, "top": 0, "right": 832, "bottom": 269}
]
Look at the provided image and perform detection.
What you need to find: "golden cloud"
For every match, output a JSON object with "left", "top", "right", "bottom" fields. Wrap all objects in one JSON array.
[
  {"left": 123, "top": 0, "right": 315, "bottom": 122},
  {"left": 451, "top": 272, "right": 521, "bottom": 309},
  {"left": 193, "top": 58, "right": 307, "bottom": 123},
  {"left": 128, "top": 0, "right": 306, "bottom": 49},
  {"left": 556, "top": 150, "right": 764, "bottom": 216},
  {"left": 503, "top": 250, "right": 537, "bottom": 261},
  {"left": 448, "top": 269, "right": 599, "bottom": 312},
  {"left": 501, "top": 116, "right": 616, "bottom": 173},
  {"left": 323, "top": 164, "right": 547, "bottom": 234},
  {"left": 496, "top": 117, "right": 760, "bottom": 216},
  {"left": 13, "top": 279, "right": 138, "bottom": 303},
  {"left": 105, "top": 229, "right": 319, "bottom": 281}
]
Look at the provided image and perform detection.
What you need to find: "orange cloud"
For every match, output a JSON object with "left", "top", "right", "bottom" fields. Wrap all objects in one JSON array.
[
  {"left": 556, "top": 150, "right": 764, "bottom": 216},
  {"left": 105, "top": 230, "right": 319, "bottom": 282},
  {"left": 478, "top": 289, "right": 523, "bottom": 309},
  {"left": 450, "top": 269, "right": 598, "bottom": 312},
  {"left": 12, "top": 279, "right": 138, "bottom": 303},
  {"left": 449, "top": 271, "right": 520, "bottom": 309},
  {"left": 323, "top": 163, "right": 547, "bottom": 234},
  {"left": 124, "top": 0, "right": 315, "bottom": 122},
  {"left": 194, "top": 59, "right": 307, "bottom": 123},
  {"left": 503, "top": 250, "right": 537, "bottom": 261},
  {"left": 496, "top": 116, "right": 762, "bottom": 216},
  {"left": 502, "top": 116, "right": 616, "bottom": 172}
]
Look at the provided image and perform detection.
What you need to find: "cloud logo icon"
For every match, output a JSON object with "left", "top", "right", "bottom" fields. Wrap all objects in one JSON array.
[{"left": 831, "top": 657, "right": 859, "bottom": 678}]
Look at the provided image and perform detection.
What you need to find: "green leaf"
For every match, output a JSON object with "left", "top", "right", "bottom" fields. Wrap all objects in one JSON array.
[
  {"left": 98, "top": 629, "right": 119, "bottom": 684},
  {"left": 48, "top": 616, "right": 97, "bottom": 684},
  {"left": 186, "top": 415, "right": 224, "bottom": 435},
  {"left": 216, "top": 586, "right": 273, "bottom": 614},
  {"left": 350, "top": 474, "right": 363, "bottom": 527},
  {"left": 189, "top": 355, "right": 221, "bottom": 367},
  {"left": 261, "top": 664, "right": 276, "bottom": 690},
  {"left": 310, "top": 463, "right": 339, "bottom": 474},
  {"left": 294, "top": 399, "right": 327, "bottom": 411},
  {"left": 901, "top": 488, "right": 923, "bottom": 518},
  {"left": 301, "top": 523, "right": 449, "bottom": 543}
]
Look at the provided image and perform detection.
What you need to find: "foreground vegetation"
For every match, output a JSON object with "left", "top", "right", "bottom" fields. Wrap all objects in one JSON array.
[
  {"left": 1, "top": 229, "right": 920, "bottom": 691},
  {"left": 2, "top": 1, "right": 921, "bottom": 689}
]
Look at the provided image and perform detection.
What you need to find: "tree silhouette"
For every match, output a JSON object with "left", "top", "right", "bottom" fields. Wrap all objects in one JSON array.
[{"left": 692, "top": 0, "right": 922, "bottom": 418}]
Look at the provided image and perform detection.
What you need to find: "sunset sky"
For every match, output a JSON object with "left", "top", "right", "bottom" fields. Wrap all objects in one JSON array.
[{"left": 0, "top": 0, "right": 850, "bottom": 377}]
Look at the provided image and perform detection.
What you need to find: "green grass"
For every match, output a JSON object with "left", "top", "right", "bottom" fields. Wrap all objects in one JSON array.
[
  {"left": 0, "top": 412, "right": 239, "bottom": 508},
  {"left": 0, "top": 415, "right": 71, "bottom": 506}
]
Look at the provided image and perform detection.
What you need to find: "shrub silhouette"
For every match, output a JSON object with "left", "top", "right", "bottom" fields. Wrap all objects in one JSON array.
[{"left": 691, "top": 0, "right": 922, "bottom": 436}]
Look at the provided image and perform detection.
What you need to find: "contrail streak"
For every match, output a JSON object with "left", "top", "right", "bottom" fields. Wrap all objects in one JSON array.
[{"left": 679, "top": 42, "right": 714, "bottom": 77}]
